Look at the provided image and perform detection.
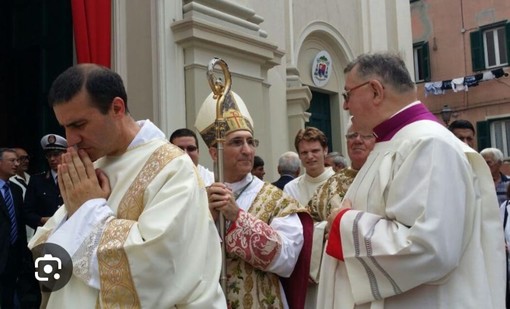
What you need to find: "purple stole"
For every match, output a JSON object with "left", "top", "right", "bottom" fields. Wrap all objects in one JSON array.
[{"left": 373, "top": 102, "right": 439, "bottom": 143}]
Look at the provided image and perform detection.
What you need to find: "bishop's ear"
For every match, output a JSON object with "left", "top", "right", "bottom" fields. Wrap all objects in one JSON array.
[{"left": 370, "top": 80, "right": 385, "bottom": 102}]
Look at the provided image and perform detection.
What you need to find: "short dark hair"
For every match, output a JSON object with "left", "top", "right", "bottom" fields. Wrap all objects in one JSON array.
[
  {"left": 448, "top": 119, "right": 475, "bottom": 134},
  {"left": 253, "top": 155, "right": 264, "bottom": 168},
  {"left": 48, "top": 64, "right": 128, "bottom": 114},
  {"left": 344, "top": 52, "right": 415, "bottom": 94},
  {"left": 169, "top": 128, "right": 199, "bottom": 149},
  {"left": 294, "top": 127, "right": 328, "bottom": 152}
]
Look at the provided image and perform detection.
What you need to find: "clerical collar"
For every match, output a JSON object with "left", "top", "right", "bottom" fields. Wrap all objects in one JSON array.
[
  {"left": 304, "top": 167, "right": 334, "bottom": 183},
  {"left": 372, "top": 101, "right": 438, "bottom": 143},
  {"left": 225, "top": 174, "right": 254, "bottom": 194}
]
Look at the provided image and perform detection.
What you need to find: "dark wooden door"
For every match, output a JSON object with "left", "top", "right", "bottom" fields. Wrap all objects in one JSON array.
[{"left": 307, "top": 91, "right": 333, "bottom": 151}]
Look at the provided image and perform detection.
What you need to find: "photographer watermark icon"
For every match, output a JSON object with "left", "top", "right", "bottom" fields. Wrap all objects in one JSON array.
[{"left": 32, "top": 243, "right": 73, "bottom": 292}]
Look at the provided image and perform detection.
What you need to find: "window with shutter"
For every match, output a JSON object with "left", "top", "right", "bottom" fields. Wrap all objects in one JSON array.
[{"left": 471, "top": 21, "right": 509, "bottom": 72}]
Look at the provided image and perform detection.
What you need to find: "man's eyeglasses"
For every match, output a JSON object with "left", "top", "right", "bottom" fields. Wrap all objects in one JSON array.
[
  {"left": 342, "top": 81, "right": 371, "bottom": 102},
  {"left": 19, "top": 155, "right": 30, "bottom": 162},
  {"left": 345, "top": 132, "right": 375, "bottom": 141},
  {"left": 178, "top": 145, "right": 198, "bottom": 153},
  {"left": 225, "top": 138, "right": 259, "bottom": 148}
]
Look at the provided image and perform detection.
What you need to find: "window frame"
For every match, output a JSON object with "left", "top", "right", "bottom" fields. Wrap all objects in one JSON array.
[
  {"left": 412, "top": 41, "right": 430, "bottom": 82},
  {"left": 470, "top": 21, "right": 510, "bottom": 72},
  {"left": 483, "top": 26, "right": 509, "bottom": 69},
  {"left": 477, "top": 118, "right": 510, "bottom": 156}
]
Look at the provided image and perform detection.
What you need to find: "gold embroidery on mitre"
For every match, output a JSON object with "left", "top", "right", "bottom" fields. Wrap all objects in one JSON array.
[
  {"left": 117, "top": 143, "right": 182, "bottom": 221},
  {"left": 197, "top": 91, "right": 254, "bottom": 147},
  {"left": 98, "top": 218, "right": 138, "bottom": 308}
]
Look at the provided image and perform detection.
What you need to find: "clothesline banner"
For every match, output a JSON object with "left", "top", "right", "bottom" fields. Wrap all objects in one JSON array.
[{"left": 424, "top": 67, "right": 508, "bottom": 96}]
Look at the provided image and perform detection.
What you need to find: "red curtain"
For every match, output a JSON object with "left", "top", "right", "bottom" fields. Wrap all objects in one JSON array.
[{"left": 71, "top": 0, "right": 111, "bottom": 67}]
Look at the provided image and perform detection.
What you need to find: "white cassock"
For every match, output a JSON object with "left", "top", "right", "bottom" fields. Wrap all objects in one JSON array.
[
  {"left": 318, "top": 119, "right": 505, "bottom": 309},
  {"left": 28, "top": 120, "right": 226, "bottom": 309}
]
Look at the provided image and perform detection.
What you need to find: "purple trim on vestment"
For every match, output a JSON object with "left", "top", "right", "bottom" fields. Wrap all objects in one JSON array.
[{"left": 373, "top": 103, "right": 439, "bottom": 143}]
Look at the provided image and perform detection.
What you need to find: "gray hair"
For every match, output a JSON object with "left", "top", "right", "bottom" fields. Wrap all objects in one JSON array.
[
  {"left": 344, "top": 52, "right": 415, "bottom": 94},
  {"left": 480, "top": 147, "right": 504, "bottom": 163},
  {"left": 0, "top": 148, "right": 17, "bottom": 159},
  {"left": 326, "top": 152, "right": 348, "bottom": 169},
  {"left": 278, "top": 151, "right": 300, "bottom": 175}
]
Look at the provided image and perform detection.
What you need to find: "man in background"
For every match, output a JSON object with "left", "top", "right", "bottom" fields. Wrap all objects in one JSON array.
[
  {"left": 283, "top": 127, "right": 335, "bottom": 309},
  {"left": 284, "top": 127, "right": 335, "bottom": 206},
  {"left": 480, "top": 147, "right": 510, "bottom": 205},
  {"left": 24, "top": 134, "right": 67, "bottom": 230},
  {"left": 9, "top": 147, "right": 33, "bottom": 240},
  {"left": 272, "top": 151, "right": 300, "bottom": 190},
  {"left": 251, "top": 155, "right": 265, "bottom": 180},
  {"left": 449, "top": 119, "right": 476, "bottom": 149},
  {"left": 324, "top": 152, "right": 347, "bottom": 172},
  {"left": 170, "top": 128, "right": 215, "bottom": 186},
  {"left": 9, "top": 147, "right": 30, "bottom": 197},
  {"left": 0, "top": 148, "right": 28, "bottom": 308}
]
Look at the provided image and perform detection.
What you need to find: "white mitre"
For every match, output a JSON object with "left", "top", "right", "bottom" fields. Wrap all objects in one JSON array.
[{"left": 194, "top": 91, "right": 254, "bottom": 147}]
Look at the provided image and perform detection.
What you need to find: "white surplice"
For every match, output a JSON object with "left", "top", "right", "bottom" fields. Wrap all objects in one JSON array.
[
  {"left": 318, "top": 119, "right": 505, "bottom": 309},
  {"left": 284, "top": 167, "right": 335, "bottom": 206}
]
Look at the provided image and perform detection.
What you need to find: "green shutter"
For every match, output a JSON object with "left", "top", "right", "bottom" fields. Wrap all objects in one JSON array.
[
  {"left": 476, "top": 120, "right": 490, "bottom": 152},
  {"left": 470, "top": 30, "right": 485, "bottom": 72},
  {"left": 422, "top": 42, "right": 431, "bottom": 81}
]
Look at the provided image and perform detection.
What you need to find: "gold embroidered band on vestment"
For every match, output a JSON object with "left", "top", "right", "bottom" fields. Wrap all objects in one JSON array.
[{"left": 98, "top": 143, "right": 182, "bottom": 308}]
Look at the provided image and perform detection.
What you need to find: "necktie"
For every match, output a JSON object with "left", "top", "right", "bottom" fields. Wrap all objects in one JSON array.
[{"left": 3, "top": 183, "right": 18, "bottom": 244}]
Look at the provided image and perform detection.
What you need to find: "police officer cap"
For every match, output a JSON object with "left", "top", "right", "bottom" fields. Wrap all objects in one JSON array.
[{"left": 40, "top": 134, "right": 68, "bottom": 151}]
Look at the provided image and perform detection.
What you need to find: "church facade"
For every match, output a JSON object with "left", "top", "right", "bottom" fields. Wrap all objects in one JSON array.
[{"left": 112, "top": 0, "right": 413, "bottom": 178}]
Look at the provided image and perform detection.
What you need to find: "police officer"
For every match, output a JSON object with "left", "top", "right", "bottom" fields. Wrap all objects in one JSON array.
[{"left": 24, "top": 134, "right": 67, "bottom": 229}]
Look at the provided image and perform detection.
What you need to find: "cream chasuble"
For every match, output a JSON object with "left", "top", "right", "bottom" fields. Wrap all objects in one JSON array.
[
  {"left": 305, "top": 168, "right": 359, "bottom": 286},
  {"left": 29, "top": 120, "right": 226, "bottom": 309},
  {"left": 318, "top": 120, "right": 505, "bottom": 309},
  {"left": 308, "top": 168, "right": 359, "bottom": 222}
]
